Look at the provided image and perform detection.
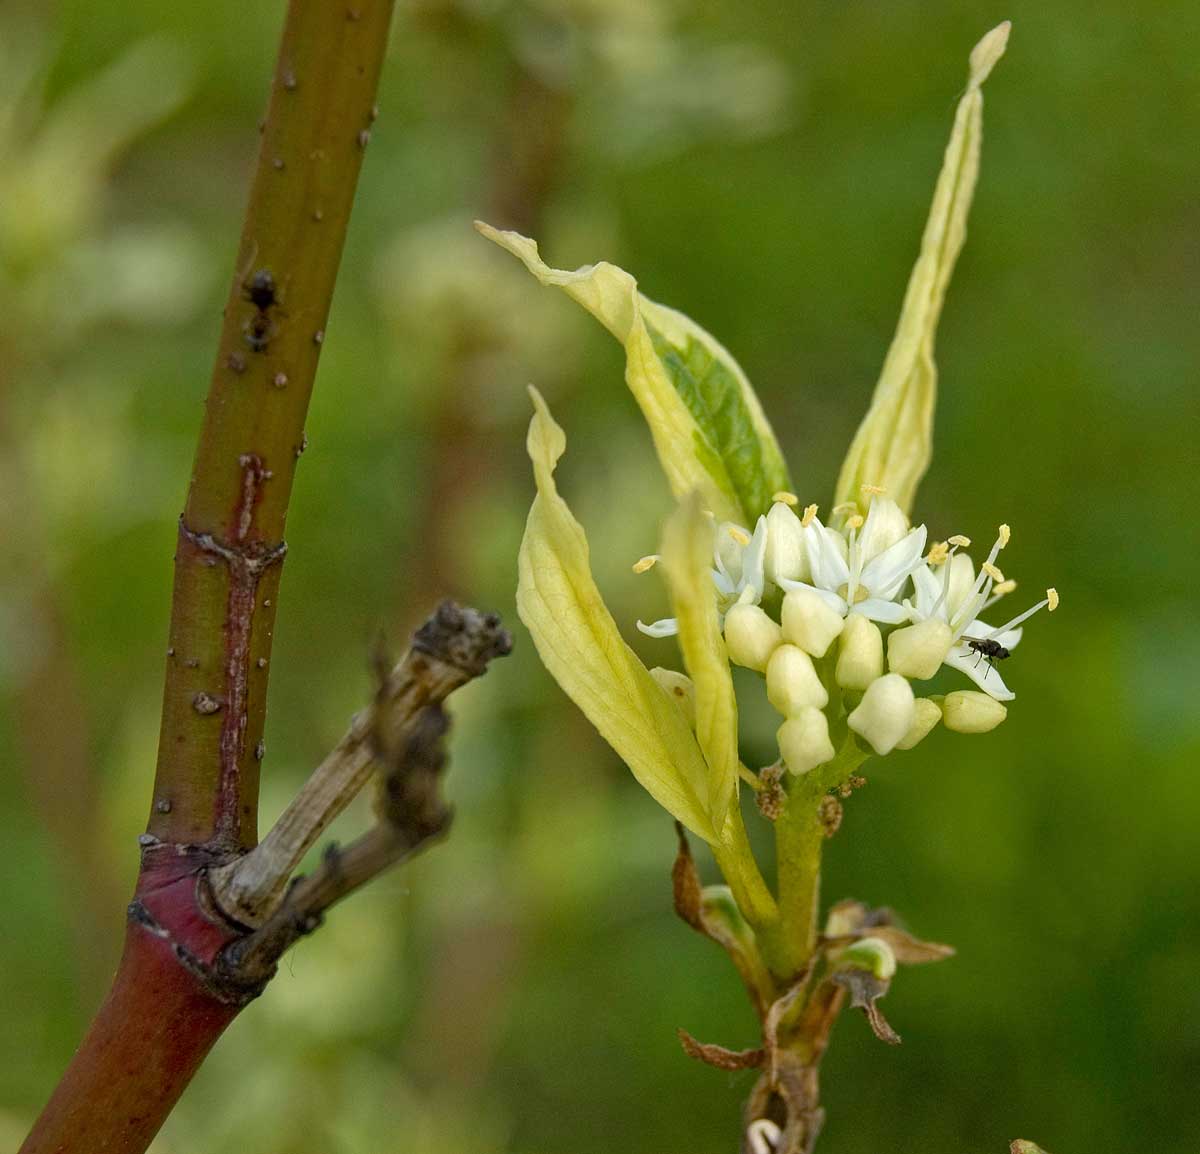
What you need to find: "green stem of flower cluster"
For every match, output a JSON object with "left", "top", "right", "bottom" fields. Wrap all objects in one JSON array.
[
  {"left": 765, "top": 737, "right": 870, "bottom": 981},
  {"left": 770, "top": 777, "right": 826, "bottom": 976}
]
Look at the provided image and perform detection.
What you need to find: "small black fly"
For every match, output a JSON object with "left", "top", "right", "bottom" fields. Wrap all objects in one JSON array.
[{"left": 965, "top": 636, "right": 1009, "bottom": 677}]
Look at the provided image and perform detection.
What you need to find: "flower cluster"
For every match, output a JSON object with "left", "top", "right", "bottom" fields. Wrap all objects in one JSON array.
[
  {"left": 479, "top": 21, "right": 1029, "bottom": 881},
  {"left": 635, "top": 491, "right": 1057, "bottom": 775}
]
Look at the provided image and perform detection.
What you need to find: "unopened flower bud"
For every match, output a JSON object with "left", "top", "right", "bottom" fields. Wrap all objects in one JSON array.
[
  {"left": 766, "top": 645, "right": 828, "bottom": 715},
  {"left": 835, "top": 613, "right": 884, "bottom": 689},
  {"left": 942, "top": 690, "right": 1007, "bottom": 733},
  {"left": 764, "top": 502, "right": 809, "bottom": 586},
  {"left": 837, "top": 935, "right": 897, "bottom": 980},
  {"left": 848, "top": 673, "right": 915, "bottom": 755},
  {"left": 777, "top": 707, "right": 835, "bottom": 775},
  {"left": 781, "top": 588, "right": 844, "bottom": 657},
  {"left": 650, "top": 667, "right": 695, "bottom": 728},
  {"left": 724, "top": 603, "right": 782, "bottom": 672},
  {"left": 887, "top": 618, "right": 953, "bottom": 680},
  {"left": 894, "top": 696, "right": 943, "bottom": 750}
]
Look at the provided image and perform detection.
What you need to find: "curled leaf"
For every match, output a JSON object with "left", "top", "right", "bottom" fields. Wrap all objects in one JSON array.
[
  {"left": 677, "top": 1028, "right": 764, "bottom": 1071},
  {"left": 518, "top": 389, "right": 718, "bottom": 842},
  {"left": 831, "top": 968, "right": 901, "bottom": 1046},
  {"left": 834, "top": 22, "right": 1010, "bottom": 520},
  {"left": 478, "top": 222, "right": 791, "bottom": 524}
]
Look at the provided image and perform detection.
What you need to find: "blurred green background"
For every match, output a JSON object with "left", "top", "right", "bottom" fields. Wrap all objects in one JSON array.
[{"left": 2, "top": 1, "right": 1197, "bottom": 1151}]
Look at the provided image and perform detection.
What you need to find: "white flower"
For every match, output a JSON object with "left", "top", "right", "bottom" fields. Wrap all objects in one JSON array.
[
  {"left": 905, "top": 525, "right": 1058, "bottom": 701},
  {"left": 636, "top": 515, "right": 767, "bottom": 638},
  {"left": 780, "top": 497, "right": 927, "bottom": 624}
]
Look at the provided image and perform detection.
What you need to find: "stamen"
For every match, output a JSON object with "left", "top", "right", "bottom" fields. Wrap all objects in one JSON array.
[
  {"left": 861, "top": 483, "right": 886, "bottom": 495},
  {"left": 632, "top": 555, "right": 659, "bottom": 574},
  {"left": 998, "top": 523, "right": 1011, "bottom": 548},
  {"left": 986, "top": 597, "right": 1051, "bottom": 639},
  {"left": 845, "top": 522, "right": 863, "bottom": 604},
  {"left": 981, "top": 579, "right": 1017, "bottom": 612},
  {"left": 728, "top": 526, "right": 751, "bottom": 546},
  {"left": 926, "top": 541, "right": 950, "bottom": 566},
  {"left": 982, "top": 562, "right": 1004, "bottom": 582},
  {"left": 831, "top": 501, "right": 859, "bottom": 518},
  {"left": 772, "top": 490, "right": 799, "bottom": 506},
  {"left": 1047, "top": 587, "right": 1059, "bottom": 611},
  {"left": 801, "top": 503, "right": 818, "bottom": 527},
  {"left": 948, "top": 534, "right": 971, "bottom": 548},
  {"left": 965, "top": 530, "right": 1007, "bottom": 610},
  {"left": 932, "top": 551, "right": 955, "bottom": 615}
]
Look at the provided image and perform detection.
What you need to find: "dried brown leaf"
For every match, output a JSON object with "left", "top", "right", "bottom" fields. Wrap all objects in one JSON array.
[{"left": 677, "top": 1028, "right": 764, "bottom": 1070}]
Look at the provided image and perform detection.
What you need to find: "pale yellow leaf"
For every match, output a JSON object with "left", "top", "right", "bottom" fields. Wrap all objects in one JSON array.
[
  {"left": 478, "top": 222, "right": 792, "bottom": 525},
  {"left": 834, "top": 22, "right": 1010, "bottom": 519},
  {"left": 518, "top": 388, "right": 719, "bottom": 842},
  {"left": 659, "top": 493, "right": 740, "bottom": 823}
]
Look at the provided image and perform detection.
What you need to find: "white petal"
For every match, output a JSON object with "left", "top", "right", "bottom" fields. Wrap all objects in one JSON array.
[
  {"left": 714, "top": 522, "right": 749, "bottom": 584},
  {"left": 944, "top": 645, "right": 1014, "bottom": 700},
  {"left": 637, "top": 617, "right": 680, "bottom": 638},
  {"left": 711, "top": 568, "right": 736, "bottom": 597},
  {"left": 857, "top": 496, "right": 908, "bottom": 562},
  {"left": 911, "top": 563, "right": 943, "bottom": 612},
  {"left": 777, "top": 578, "right": 848, "bottom": 617},
  {"left": 857, "top": 597, "right": 914, "bottom": 625},
  {"left": 740, "top": 515, "right": 768, "bottom": 598},
  {"left": 861, "top": 524, "right": 927, "bottom": 598},
  {"left": 804, "top": 521, "right": 849, "bottom": 591},
  {"left": 945, "top": 552, "right": 976, "bottom": 617}
]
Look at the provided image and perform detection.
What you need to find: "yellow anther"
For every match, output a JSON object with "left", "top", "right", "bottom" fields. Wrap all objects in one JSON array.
[
  {"left": 772, "top": 490, "right": 799, "bottom": 506},
  {"left": 947, "top": 534, "right": 971, "bottom": 548},
  {"left": 846, "top": 514, "right": 865, "bottom": 530},
  {"left": 1046, "top": 587, "right": 1059, "bottom": 611},
  {"left": 831, "top": 502, "right": 859, "bottom": 517},
  {"left": 632, "top": 555, "right": 658, "bottom": 574},
  {"left": 801, "top": 503, "right": 819, "bottom": 527},
  {"left": 861, "top": 483, "right": 887, "bottom": 496},
  {"left": 992, "top": 579, "right": 1017, "bottom": 596},
  {"left": 728, "top": 526, "right": 751, "bottom": 546},
  {"left": 926, "top": 542, "right": 950, "bottom": 566},
  {"left": 982, "top": 562, "right": 1005, "bottom": 582},
  {"left": 998, "top": 523, "right": 1011, "bottom": 547}
]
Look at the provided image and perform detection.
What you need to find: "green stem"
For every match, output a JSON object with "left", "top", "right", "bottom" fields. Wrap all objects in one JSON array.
[
  {"left": 770, "top": 736, "right": 870, "bottom": 980},
  {"left": 772, "top": 776, "right": 826, "bottom": 977},
  {"left": 147, "top": 0, "right": 395, "bottom": 850}
]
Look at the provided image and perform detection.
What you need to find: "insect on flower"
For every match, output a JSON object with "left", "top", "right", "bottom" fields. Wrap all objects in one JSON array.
[{"left": 964, "top": 635, "right": 1010, "bottom": 675}]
